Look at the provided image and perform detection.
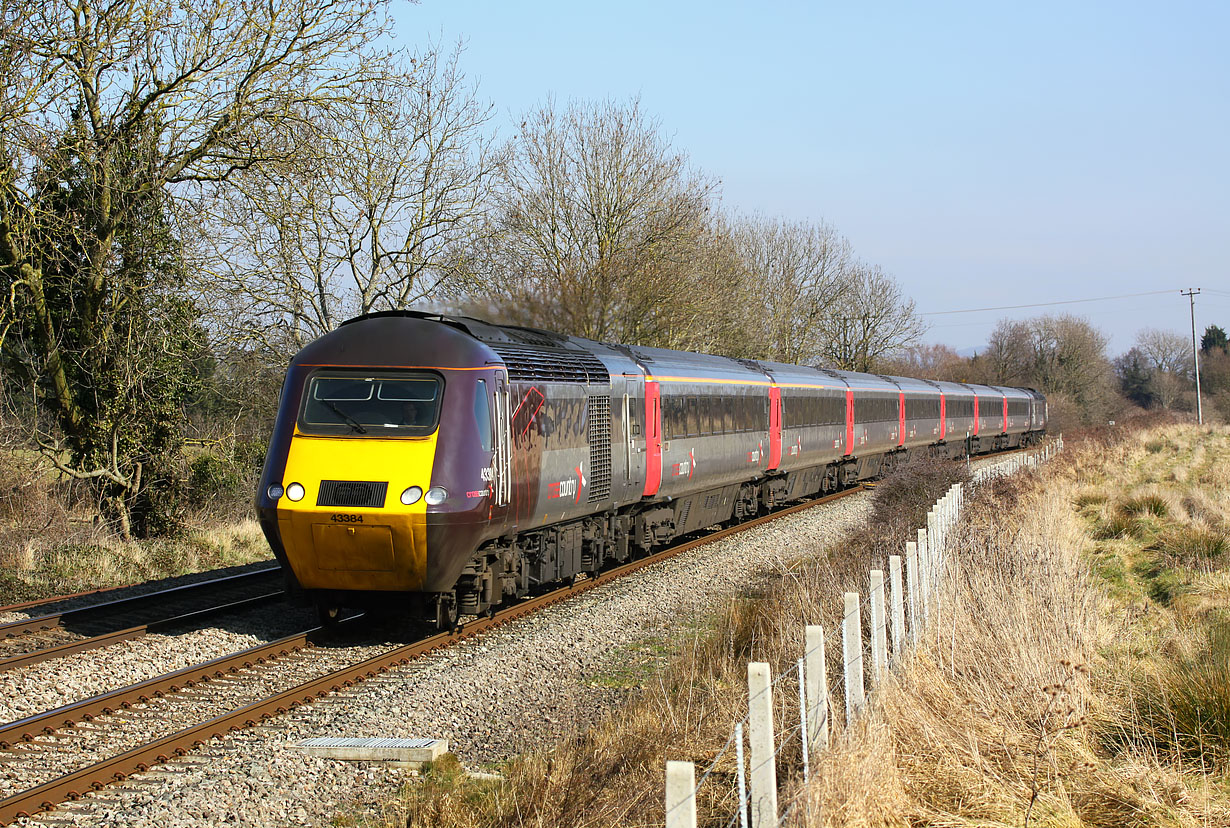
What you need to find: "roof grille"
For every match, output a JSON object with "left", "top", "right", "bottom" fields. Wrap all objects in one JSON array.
[
  {"left": 317, "top": 480, "right": 388, "bottom": 508},
  {"left": 490, "top": 343, "right": 610, "bottom": 385}
]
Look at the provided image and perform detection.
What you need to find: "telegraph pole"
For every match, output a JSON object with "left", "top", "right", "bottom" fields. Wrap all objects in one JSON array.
[{"left": 1181, "top": 288, "right": 1203, "bottom": 425}]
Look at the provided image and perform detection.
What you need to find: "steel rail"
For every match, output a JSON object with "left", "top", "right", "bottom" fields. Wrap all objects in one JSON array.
[
  {"left": 0, "top": 486, "right": 870, "bottom": 824},
  {"left": 0, "top": 568, "right": 283, "bottom": 639},
  {"left": 0, "top": 590, "right": 286, "bottom": 675},
  {"left": 0, "top": 621, "right": 353, "bottom": 750}
]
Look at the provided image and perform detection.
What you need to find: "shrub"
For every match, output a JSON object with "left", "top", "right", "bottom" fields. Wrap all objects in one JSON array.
[
  {"left": 1116, "top": 624, "right": 1230, "bottom": 770},
  {"left": 1157, "top": 526, "right": 1228, "bottom": 568}
]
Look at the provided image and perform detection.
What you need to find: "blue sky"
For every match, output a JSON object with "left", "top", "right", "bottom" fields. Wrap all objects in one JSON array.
[{"left": 402, "top": 1, "right": 1229, "bottom": 354}]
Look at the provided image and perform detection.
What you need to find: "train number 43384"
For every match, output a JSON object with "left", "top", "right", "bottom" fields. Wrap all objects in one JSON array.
[{"left": 331, "top": 514, "right": 364, "bottom": 523}]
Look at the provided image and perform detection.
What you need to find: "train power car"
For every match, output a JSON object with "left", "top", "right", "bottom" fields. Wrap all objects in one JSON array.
[{"left": 256, "top": 312, "right": 1046, "bottom": 627}]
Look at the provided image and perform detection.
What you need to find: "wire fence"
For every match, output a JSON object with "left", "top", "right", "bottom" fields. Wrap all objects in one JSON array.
[{"left": 664, "top": 436, "right": 1064, "bottom": 828}]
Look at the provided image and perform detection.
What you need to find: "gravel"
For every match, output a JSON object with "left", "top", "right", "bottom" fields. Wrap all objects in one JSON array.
[{"left": 16, "top": 493, "right": 872, "bottom": 828}]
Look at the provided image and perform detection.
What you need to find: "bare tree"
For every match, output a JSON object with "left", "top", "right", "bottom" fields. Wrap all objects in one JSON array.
[
  {"left": 1134, "top": 327, "right": 1192, "bottom": 409},
  {"left": 200, "top": 42, "right": 500, "bottom": 351},
  {"left": 878, "top": 342, "right": 969, "bottom": 381},
  {"left": 731, "top": 215, "right": 853, "bottom": 364},
  {"left": 980, "top": 315, "right": 1116, "bottom": 424},
  {"left": 0, "top": 0, "right": 395, "bottom": 536},
  {"left": 464, "top": 97, "right": 716, "bottom": 345},
  {"left": 815, "top": 264, "right": 926, "bottom": 372}
]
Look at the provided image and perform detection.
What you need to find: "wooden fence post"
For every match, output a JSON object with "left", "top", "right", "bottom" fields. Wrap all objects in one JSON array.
[
  {"left": 888, "top": 554, "right": 905, "bottom": 663},
  {"left": 666, "top": 761, "right": 697, "bottom": 828},
  {"left": 805, "top": 625, "right": 829, "bottom": 752},
  {"left": 869, "top": 569, "right": 887, "bottom": 684},
  {"left": 843, "top": 592, "right": 866, "bottom": 721},
  {"left": 747, "top": 662, "right": 778, "bottom": 828}
]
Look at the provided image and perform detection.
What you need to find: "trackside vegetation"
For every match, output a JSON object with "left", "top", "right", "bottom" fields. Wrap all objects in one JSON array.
[{"left": 348, "top": 419, "right": 1230, "bottom": 827}]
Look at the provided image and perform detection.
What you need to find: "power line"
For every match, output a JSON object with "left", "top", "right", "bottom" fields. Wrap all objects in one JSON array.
[{"left": 919, "top": 289, "right": 1178, "bottom": 317}]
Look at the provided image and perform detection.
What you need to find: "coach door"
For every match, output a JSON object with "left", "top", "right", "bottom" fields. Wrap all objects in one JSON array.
[
  {"left": 621, "top": 375, "right": 646, "bottom": 500},
  {"left": 492, "top": 373, "right": 511, "bottom": 507}
]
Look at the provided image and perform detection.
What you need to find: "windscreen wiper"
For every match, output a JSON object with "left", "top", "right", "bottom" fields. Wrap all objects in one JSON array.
[{"left": 324, "top": 401, "right": 367, "bottom": 434}]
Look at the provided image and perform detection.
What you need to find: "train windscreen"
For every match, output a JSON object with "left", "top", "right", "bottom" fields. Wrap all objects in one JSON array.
[{"left": 299, "top": 373, "right": 442, "bottom": 435}]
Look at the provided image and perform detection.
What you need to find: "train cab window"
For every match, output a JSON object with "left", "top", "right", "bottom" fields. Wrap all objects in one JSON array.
[
  {"left": 300, "top": 374, "right": 442, "bottom": 435},
  {"left": 474, "top": 379, "right": 492, "bottom": 452}
]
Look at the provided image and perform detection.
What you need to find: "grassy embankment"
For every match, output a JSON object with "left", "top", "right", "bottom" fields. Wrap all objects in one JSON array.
[
  {"left": 354, "top": 421, "right": 1230, "bottom": 827},
  {"left": 0, "top": 447, "right": 270, "bottom": 605}
]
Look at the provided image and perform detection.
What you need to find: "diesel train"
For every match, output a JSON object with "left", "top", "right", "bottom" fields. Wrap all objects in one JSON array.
[{"left": 256, "top": 311, "right": 1047, "bottom": 627}]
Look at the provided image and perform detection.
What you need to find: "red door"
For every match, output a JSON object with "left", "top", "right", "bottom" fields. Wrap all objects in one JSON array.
[
  {"left": 972, "top": 393, "right": 979, "bottom": 436},
  {"left": 768, "top": 386, "right": 782, "bottom": 470},
  {"left": 1002, "top": 396, "right": 1008, "bottom": 433},
  {"left": 939, "top": 392, "right": 946, "bottom": 440},
  {"left": 642, "top": 380, "right": 662, "bottom": 497},
  {"left": 844, "top": 389, "right": 854, "bottom": 456},
  {"left": 897, "top": 391, "right": 906, "bottom": 447}
]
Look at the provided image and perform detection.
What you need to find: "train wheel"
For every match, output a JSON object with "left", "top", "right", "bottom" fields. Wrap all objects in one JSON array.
[{"left": 434, "top": 595, "right": 458, "bottom": 630}]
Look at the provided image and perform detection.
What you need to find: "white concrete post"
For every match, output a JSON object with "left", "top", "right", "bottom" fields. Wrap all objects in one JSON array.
[
  {"left": 906, "top": 541, "right": 920, "bottom": 646},
  {"left": 842, "top": 592, "right": 866, "bottom": 721},
  {"left": 917, "top": 528, "right": 930, "bottom": 623},
  {"left": 797, "top": 659, "right": 809, "bottom": 783},
  {"left": 735, "top": 722, "right": 749, "bottom": 828},
  {"left": 869, "top": 569, "right": 888, "bottom": 685},
  {"left": 805, "top": 625, "right": 829, "bottom": 752},
  {"left": 888, "top": 554, "right": 905, "bottom": 663},
  {"left": 747, "top": 662, "right": 778, "bottom": 828},
  {"left": 666, "top": 761, "right": 697, "bottom": 828}
]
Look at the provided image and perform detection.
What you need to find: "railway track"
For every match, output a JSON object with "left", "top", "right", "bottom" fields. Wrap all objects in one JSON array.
[
  {"left": 0, "top": 485, "right": 870, "bottom": 824},
  {"left": 0, "top": 569, "right": 285, "bottom": 673}
]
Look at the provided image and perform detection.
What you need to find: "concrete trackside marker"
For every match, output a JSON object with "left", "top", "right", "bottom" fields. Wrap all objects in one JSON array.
[{"left": 294, "top": 737, "right": 447, "bottom": 768}]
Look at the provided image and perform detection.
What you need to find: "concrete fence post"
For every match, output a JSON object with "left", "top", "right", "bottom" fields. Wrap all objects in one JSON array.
[
  {"left": 805, "top": 625, "right": 829, "bottom": 752},
  {"left": 917, "top": 528, "right": 930, "bottom": 623},
  {"left": 666, "top": 761, "right": 697, "bottom": 828},
  {"left": 735, "top": 722, "right": 749, "bottom": 828},
  {"left": 747, "top": 662, "right": 778, "bottom": 828},
  {"left": 843, "top": 592, "right": 866, "bottom": 721},
  {"left": 889, "top": 554, "right": 905, "bottom": 663},
  {"left": 869, "top": 569, "right": 888, "bottom": 685},
  {"left": 906, "top": 541, "right": 920, "bottom": 646}
]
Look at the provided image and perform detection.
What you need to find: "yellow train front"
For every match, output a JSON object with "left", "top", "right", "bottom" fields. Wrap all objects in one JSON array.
[{"left": 256, "top": 312, "right": 509, "bottom": 626}]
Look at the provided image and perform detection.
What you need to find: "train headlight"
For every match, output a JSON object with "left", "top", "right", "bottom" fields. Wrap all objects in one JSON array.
[
  {"left": 400, "top": 486, "right": 423, "bottom": 506},
  {"left": 267, "top": 484, "right": 284, "bottom": 500},
  {"left": 286, "top": 482, "right": 306, "bottom": 502},
  {"left": 424, "top": 486, "right": 448, "bottom": 506}
]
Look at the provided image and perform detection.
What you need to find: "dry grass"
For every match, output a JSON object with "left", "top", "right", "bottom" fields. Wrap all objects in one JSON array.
[
  {"left": 0, "top": 443, "right": 271, "bottom": 604},
  {"left": 349, "top": 423, "right": 1230, "bottom": 828}
]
